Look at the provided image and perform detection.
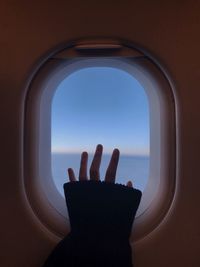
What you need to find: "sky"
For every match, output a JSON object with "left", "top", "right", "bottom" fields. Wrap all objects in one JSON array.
[{"left": 51, "top": 67, "right": 149, "bottom": 156}]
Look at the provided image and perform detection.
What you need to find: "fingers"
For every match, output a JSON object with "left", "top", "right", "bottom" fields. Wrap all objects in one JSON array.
[
  {"left": 68, "top": 145, "right": 132, "bottom": 187},
  {"left": 79, "top": 151, "right": 88, "bottom": 180},
  {"left": 105, "top": 148, "right": 119, "bottom": 183},
  {"left": 90, "top": 144, "right": 103, "bottom": 181},
  {"left": 68, "top": 168, "right": 76, "bottom": 182}
]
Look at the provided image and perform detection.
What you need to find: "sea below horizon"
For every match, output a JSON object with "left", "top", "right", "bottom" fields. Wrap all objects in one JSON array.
[{"left": 52, "top": 153, "right": 149, "bottom": 196}]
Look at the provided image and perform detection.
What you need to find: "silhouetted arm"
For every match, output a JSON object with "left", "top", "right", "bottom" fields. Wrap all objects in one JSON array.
[{"left": 43, "top": 145, "right": 142, "bottom": 267}]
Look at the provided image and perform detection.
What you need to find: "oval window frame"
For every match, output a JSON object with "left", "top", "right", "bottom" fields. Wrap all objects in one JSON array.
[{"left": 24, "top": 39, "right": 176, "bottom": 241}]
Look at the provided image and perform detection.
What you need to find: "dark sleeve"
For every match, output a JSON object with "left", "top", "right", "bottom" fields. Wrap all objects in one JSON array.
[{"left": 42, "top": 181, "right": 142, "bottom": 267}]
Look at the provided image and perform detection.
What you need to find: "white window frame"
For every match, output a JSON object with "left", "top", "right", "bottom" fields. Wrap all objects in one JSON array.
[{"left": 23, "top": 40, "right": 176, "bottom": 241}]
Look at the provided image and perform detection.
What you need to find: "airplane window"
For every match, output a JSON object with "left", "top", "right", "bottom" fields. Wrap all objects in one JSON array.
[
  {"left": 24, "top": 42, "right": 176, "bottom": 240},
  {"left": 51, "top": 67, "right": 149, "bottom": 195}
]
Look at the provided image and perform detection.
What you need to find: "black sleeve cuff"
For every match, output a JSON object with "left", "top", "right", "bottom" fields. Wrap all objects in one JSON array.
[{"left": 64, "top": 180, "right": 142, "bottom": 240}]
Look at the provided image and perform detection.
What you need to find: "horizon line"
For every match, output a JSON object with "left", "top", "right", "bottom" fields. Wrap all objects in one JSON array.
[{"left": 51, "top": 150, "right": 149, "bottom": 157}]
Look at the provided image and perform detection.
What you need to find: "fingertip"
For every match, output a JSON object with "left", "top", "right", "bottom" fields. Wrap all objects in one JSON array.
[
  {"left": 126, "top": 180, "right": 133, "bottom": 188},
  {"left": 82, "top": 151, "right": 88, "bottom": 157},
  {"left": 97, "top": 144, "right": 103, "bottom": 151},
  {"left": 113, "top": 149, "right": 120, "bottom": 161},
  {"left": 113, "top": 148, "right": 120, "bottom": 154}
]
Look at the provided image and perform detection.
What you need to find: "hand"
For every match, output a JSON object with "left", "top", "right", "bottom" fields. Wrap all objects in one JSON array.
[
  {"left": 44, "top": 144, "right": 141, "bottom": 267},
  {"left": 67, "top": 144, "right": 133, "bottom": 187}
]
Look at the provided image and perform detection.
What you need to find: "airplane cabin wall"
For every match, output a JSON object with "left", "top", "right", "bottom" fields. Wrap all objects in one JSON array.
[{"left": 0, "top": 1, "right": 200, "bottom": 266}]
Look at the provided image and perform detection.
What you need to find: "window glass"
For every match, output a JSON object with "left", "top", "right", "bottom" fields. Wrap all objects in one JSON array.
[{"left": 51, "top": 67, "right": 149, "bottom": 196}]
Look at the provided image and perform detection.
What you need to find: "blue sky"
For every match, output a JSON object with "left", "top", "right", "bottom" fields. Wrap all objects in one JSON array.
[{"left": 51, "top": 67, "right": 149, "bottom": 156}]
